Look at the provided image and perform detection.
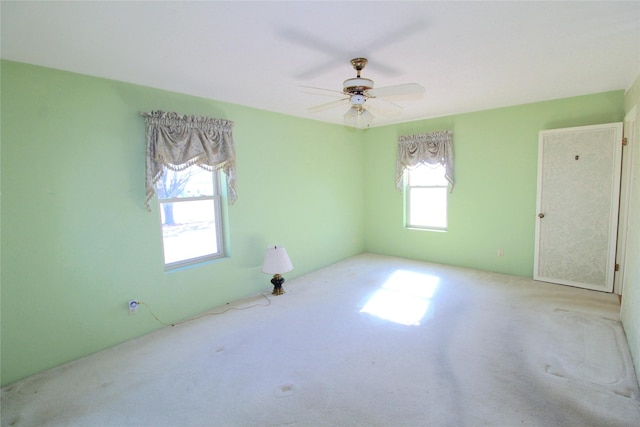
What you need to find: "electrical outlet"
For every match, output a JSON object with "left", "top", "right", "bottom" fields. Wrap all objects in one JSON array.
[
  {"left": 128, "top": 300, "right": 139, "bottom": 315},
  {"left": 497, "top": 249, "right": 504, "bottom": 257}
]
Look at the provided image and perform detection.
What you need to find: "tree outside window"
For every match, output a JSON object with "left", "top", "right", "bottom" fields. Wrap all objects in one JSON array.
[{"left": 157, "top": 166, "right": 224, "bottom": 268}]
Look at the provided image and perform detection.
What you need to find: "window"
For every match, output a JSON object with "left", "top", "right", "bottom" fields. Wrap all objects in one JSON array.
[
  {"left": 157, "top": 166, "right": 224, "bottom": 269},
  {"left": 405, "top": 163, "right": 448, "bottom": 230}
]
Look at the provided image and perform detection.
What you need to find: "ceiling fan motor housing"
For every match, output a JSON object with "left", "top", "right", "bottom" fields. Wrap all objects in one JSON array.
[{"left": 343, "top": 77, "right": 374, "bottom": 95}]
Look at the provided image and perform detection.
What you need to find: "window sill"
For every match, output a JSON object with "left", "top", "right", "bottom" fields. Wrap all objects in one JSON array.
[
  {"left": 405, "top": 226, "right": 448, "bottom": 233},
  {"left": 164, "top": 254, "right": 228, "bottom": 273}
]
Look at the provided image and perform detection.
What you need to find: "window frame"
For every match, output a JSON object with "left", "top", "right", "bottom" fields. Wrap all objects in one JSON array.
[
  {"left": 157, "top": 168, "right": 226, "bottom": 270},
  {"left": 404, "top": 164, "right": 449, "bottom": 232}
]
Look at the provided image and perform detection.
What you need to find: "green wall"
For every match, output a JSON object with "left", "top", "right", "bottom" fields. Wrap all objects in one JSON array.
[
  {"left": 0, "top": 59, "right": 629, "bottom": 386},
  {"left": 0, "top": 61, "right": 365, "bottom": 385},
  {"left": 363, "top": 92, "right": 625, "bottom": 277}
]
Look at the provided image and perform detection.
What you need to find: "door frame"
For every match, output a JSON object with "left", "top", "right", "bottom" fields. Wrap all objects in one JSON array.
[{"left": 614, "top": 107, "right": 637, "bottom": 294}]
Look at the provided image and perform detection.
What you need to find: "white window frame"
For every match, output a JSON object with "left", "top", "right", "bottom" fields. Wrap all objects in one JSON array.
[
  {"left": 158, "top": 168, "right": 225, "bottom": 270},
  {"left": 404, "top": 164, "right": 449, "bottom": 231}
]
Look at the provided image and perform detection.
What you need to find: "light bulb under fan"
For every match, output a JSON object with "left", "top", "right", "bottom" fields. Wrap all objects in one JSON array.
[{"left": 302, "top": 58, "right": 425, "bottom": 128}]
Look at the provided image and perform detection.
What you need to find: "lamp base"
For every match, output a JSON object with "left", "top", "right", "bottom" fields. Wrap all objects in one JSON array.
[{"left": 271, "top": 274, "right": 285, "bottom": 296}]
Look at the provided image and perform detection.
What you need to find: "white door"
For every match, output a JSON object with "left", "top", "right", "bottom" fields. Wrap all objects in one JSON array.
[{"left": 534, "top": 123, "right": 623, "bottom": 292}]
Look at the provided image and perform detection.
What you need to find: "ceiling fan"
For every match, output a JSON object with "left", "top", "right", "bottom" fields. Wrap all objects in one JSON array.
[{"left": 303, "top": 58, "right": 425, "bottom": 128}]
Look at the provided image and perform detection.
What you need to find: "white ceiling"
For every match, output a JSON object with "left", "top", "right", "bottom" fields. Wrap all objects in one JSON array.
[{"left": 2, "top": 1, "right": 639, "bottom": 128}]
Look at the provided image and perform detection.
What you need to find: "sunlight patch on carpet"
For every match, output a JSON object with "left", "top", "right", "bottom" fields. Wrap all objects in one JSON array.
[{"left": 360, "top": 270, "right": 439, "bottom": 326}]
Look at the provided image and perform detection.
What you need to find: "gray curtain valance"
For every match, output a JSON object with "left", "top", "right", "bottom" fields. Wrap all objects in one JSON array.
[
  {"left": 396, "top": 130, "right": 454, "bottom": 191},
  {"left": 143, "top": 111, "right": 237, "bottom": 210}
]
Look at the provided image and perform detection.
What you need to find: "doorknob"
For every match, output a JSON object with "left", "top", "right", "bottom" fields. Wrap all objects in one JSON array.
[{"left": 538, "top": 213, "right": 545, "bottom": 218}]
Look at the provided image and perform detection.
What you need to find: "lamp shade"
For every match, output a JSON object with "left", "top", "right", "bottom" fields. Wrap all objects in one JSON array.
[{"left": 262, "top": 246, "right": 293, "bottom": 275}]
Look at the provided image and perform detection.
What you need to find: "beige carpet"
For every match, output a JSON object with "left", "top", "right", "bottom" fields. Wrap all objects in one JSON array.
[{"left": 2, "top": 254, "right": 639, "bottom": 426}]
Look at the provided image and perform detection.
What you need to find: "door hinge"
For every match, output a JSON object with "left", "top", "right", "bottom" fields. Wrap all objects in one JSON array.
[
  {"left": 615, "top": 263, "right": 620, "bottom": 272},
  {"left": 622, "top": 137, "right": 628, "bottom": 146}
]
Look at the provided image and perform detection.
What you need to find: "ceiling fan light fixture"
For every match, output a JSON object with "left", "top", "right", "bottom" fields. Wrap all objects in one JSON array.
[
  {"left": 344, "top": 106, "right": 359, "bottom": 126},
  {"left": 344, "top": 105, "right": 374, "bottom": 129},
  {"left": 360, "top": 108, "right": 375, "bottom": 128},
  {"left": 350, "top": 94, "right": 366, "bottom": 105}
]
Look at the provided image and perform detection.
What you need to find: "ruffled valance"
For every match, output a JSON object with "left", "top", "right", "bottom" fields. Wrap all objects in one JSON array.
[
  {"left": 142, "top": 111, "right": 237, "bottom": 210},
  {"left": 396, "top": 130, "right": 454, "bottom": 191}
]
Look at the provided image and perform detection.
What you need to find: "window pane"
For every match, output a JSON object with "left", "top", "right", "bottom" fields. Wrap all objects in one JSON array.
[
  {"left": 157, "top": 167, "right": 214, "bottom": 199},
  {"left": 409, "top": 164, "right": 448, "bottom": 186},
  {"left": 409, "top": 187, "right": 447, "bottom": 228},
  {"left": 160, "top": 199, "right": 219, "bottom": 264}
]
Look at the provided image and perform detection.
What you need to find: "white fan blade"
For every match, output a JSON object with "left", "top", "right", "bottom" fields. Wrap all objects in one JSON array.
[
  {"left": 367, "top": 97, "right": 403, "bottom": 117},
  {"left": 309, "top": 98, "right": 349, "bottom": 114},
  {"left": 366, "top": 83, "right": 425, "bottom": 98},
  {"left": 300, "top": 85, "right": 346, "bottom": 98}
]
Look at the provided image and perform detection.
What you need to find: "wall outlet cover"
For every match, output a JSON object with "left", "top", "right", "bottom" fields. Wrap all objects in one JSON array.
[{"left": 128, "top": 300, "right": 138, "bottom": 314}]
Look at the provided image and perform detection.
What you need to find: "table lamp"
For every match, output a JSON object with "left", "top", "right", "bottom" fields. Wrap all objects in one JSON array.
[{"left": 262, "top": 245, "right": 293, "bottom": 295}]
